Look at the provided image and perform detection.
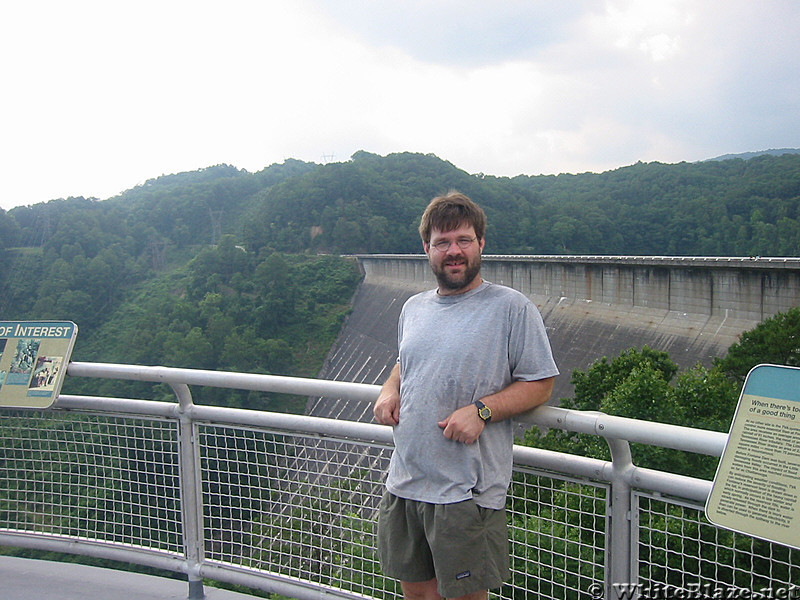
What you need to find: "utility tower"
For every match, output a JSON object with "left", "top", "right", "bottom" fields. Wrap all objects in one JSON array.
[
  {"left": 148, "top": 240, "right": 168, "bottom": 271},
  {"left": 209, "top": 209, "right": 223, "bottom": 245}
]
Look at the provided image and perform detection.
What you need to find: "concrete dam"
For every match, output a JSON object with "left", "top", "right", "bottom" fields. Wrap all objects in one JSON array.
[{"left": 308, "top": 255, "right": 800, "bottom": 420}]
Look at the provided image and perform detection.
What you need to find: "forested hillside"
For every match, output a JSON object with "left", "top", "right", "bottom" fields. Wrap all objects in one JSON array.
[
  {"left": 1, "top": 150, "right": 799, "bottom": 407},
  {"left": 3, "top": 151, "right": 800, "bottom": 258}
]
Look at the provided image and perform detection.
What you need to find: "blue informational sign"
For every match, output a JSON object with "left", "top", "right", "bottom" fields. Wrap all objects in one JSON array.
[
  {"left": 0, "top": 321, "right": 78, "bottom": 409},
  {"left": 706, "top": 364, "right": 800, "bottom": 550}
]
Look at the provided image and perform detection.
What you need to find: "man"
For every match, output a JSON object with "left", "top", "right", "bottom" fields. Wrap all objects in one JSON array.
[{"left": 374, "top": 192, "right": 559, "bottom": 600}]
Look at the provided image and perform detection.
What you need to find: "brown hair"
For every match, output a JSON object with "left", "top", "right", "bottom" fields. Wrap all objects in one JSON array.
[{"left": 418, "top": 191, "right": 486, "bottom": 243}]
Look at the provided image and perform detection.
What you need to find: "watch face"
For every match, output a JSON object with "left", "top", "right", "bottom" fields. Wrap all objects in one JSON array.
[{"left": 479, "top": 406, "right": 491, "bottom": 421}]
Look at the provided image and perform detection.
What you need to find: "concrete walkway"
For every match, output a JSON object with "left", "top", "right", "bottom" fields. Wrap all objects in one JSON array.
[{"left": 0, "top": 556, "right": 262, "bottom": 600}]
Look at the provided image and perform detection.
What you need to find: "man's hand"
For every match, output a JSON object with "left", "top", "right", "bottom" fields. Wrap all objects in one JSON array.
[
  {"left": 374, "top": 388, "right": 400, "bottom": 425},
  {"left": 374, "top": 363, "right": 401, "bottom": 426},
  {"left": 438, "top": 404, "right": 485, "bottom": 444}
]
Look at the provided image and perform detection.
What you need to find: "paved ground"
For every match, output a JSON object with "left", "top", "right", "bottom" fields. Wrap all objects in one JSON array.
[{"left": 0, "top": 556, "right": 262, "bottom": 600}]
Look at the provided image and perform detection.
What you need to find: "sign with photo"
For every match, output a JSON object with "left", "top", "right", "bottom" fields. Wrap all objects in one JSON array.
[{"left": 0, "top": 321, "right": 78, "bottom": 409}]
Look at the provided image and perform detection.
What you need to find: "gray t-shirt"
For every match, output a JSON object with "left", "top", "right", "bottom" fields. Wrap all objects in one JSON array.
[{"left": 385, "top": 281, "right": 559, "bottom": 509}]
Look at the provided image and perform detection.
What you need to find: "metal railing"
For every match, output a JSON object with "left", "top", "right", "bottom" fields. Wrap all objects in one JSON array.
[{"left": 1, "top": 362, "right": 798, "bottom": 599}]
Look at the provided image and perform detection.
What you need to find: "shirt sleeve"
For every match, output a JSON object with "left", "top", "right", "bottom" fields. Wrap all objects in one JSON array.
[{"left": 508, "top": 301, "right": 559, "bottom": 382}]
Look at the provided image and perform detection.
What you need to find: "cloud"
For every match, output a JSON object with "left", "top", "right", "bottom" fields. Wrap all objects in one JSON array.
[
  {"left": 596, "top": 0, "right": 690, "bottom": 61},
  {"left": 309, "top": 1, "right": 594, "bottom": 66},
  {"left": 1, "top": 1, "right": 798, "bottom": 210}
]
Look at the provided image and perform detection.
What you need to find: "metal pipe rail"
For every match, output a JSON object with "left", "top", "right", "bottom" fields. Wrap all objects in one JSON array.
[
  {"left": 66, "top": 361, "right": 726, "bottom": 456},
  {"left": 1, "top": 361, "right": 796, "bottom": 600},
  {"left": 64, "top": 362, "right": 723, "bottom": 503}
]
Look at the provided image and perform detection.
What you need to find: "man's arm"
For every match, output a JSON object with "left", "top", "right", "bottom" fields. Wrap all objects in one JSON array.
[
  {"left": 373, "top": 363, "right": 401, "bottom": 426},
  {"left": 439, "top": 377, "right": 555, "bottom": 444},
  {"left": 480, "top": 377, "right": 555, "bottom": 422}
]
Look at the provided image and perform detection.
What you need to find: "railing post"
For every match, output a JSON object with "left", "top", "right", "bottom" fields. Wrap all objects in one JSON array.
[
  {"left": 172, "top": 382, "right": 206, "bottom": 600},
  {"left": 605, "top": 436, "right": 635, "bottom": 600}
]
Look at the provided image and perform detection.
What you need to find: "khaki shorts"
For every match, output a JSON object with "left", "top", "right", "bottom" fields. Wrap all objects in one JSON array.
[{"left": 377, "top": 492, "right": 510, "bottom": 598}]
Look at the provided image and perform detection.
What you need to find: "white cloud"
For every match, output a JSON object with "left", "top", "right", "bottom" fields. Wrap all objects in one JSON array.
[
  {"left": 1, "top": 0, "right": 798, "bottom": 210},
  {"left": 595, "top": 0, "right": 691, "bottom": 61}
]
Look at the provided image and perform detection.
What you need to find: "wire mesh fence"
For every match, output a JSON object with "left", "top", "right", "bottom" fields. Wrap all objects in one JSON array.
[
  {"left": 198, "top": 424, "right": 399, "bottom": 598},
  {"left": 1, "top": 404, "right": 798, "bottom": 599},
  {"left": 506, "top": 469, "right": 608, "bottom": 599},
  {"left": 635, "top": 493, "right": 800, "bottom": 598},
  {"left": 0, "top": 410, "right": 182, "bottom": 555},
  {"left": 196, "top": 422, "right": 612, "bottom": 600}
]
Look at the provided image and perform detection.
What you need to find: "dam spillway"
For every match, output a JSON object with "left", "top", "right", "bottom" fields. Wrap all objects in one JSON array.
[{"left": 310, "top": 255, "right": 800, "bottom": 418}]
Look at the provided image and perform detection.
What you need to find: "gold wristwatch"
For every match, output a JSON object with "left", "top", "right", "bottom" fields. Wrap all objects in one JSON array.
[{"left": 475, "top": 400, "right": 492, "bottom": 423}]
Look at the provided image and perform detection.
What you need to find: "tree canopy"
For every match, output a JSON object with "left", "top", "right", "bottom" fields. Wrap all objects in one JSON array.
[
  {"left": 714, "top": 307, "right": 800, "bottom": 381},
  {"left": 3, "top": 151, "right": 800, "bottom": 258}
]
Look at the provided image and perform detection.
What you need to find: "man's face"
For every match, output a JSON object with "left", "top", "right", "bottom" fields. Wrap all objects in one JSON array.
[{"left": 425, "top": 223, "right": 485, "bottom": 295}]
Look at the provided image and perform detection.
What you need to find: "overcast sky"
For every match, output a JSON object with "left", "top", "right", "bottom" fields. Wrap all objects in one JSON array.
[{"left": 1, "top": 0, "right": 799, "bottom": 211}]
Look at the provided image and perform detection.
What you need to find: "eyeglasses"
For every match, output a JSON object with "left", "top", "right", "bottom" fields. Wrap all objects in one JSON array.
[{"left": 429, "top": 237, "right": 477, "bottom": 252}]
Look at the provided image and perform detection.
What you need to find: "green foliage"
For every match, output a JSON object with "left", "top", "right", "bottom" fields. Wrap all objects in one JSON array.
[
  {"left": 513, "top": 311, "right": 798, "bottom": 594},
  {"left": 564, "top": 347, "right": 679, "bottom": 412},
  {"left": 525, "top": 306, "right": 800, "bottom": 479},
  {"left": 636, "top": 496, "right": 798, "bottom": 591},
  {"left": 240, "top": 152, "right": 452, "bottom": 254},
  {"left": 0, "top": 208, "right": 21, "bottom": 249},
  {"left": 1, "top": 176, "right": 362, "bottom": 411},
  {"left": 524, "top": 347, "right": 738, "bottom": 479},
  {"left": 248, "top": 475, "right": 398, "bottom": 598},
  {"left": 507, "top": 476, "right": 607, "bottom": 598},
  {"left": 9, "top": 150, "right": 775, "bottom": 258},
  {"left": 714, "top": 306, "right": 800, "bottom": 382},
  {"left": 0, "top": 411, "right": 181, "bottom": 550},
  {"left": 61, "top": 247, "right": 361, "bottom": 410}
]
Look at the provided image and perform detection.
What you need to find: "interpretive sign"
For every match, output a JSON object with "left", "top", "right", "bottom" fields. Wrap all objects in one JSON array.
[
  {"left": 706, "top": 364, "right": 800, "bottom": 550},
  {"left": 0, "top": 321, "right": 77, "bottom": 409}
]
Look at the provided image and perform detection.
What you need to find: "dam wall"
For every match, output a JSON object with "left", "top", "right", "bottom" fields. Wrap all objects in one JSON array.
[{"left": 310, "top": 255, "right": 800, "bottom": 418}]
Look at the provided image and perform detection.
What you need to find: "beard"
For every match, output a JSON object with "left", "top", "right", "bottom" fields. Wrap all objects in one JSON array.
[{"left": 431, "top": 253, "right": 482, "bottom": 292}]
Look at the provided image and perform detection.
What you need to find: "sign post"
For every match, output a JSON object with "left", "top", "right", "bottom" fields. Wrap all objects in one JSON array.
[
  {"left": 0, "top": 321, "right": 78, "bottom": 409},
  {"left": 706, "top": 364, "right": 800, "bottom": 550}
]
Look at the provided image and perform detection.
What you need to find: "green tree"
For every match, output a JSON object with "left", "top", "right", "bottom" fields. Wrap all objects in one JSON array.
[
  {"left": 524, "top": 347, "right": 736, "bottom": 478},
  {"left": 0, "top": 209, "right": 21, "bottom": 248},
  {"left": 565, "top": 347, "right": 678, "bottom": 411},
  {"left": 253, "top": 253, "right": 297, "bottom": 337},
  {"left": 715, "top": 307, "right": 800, "bottom": 382}
]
